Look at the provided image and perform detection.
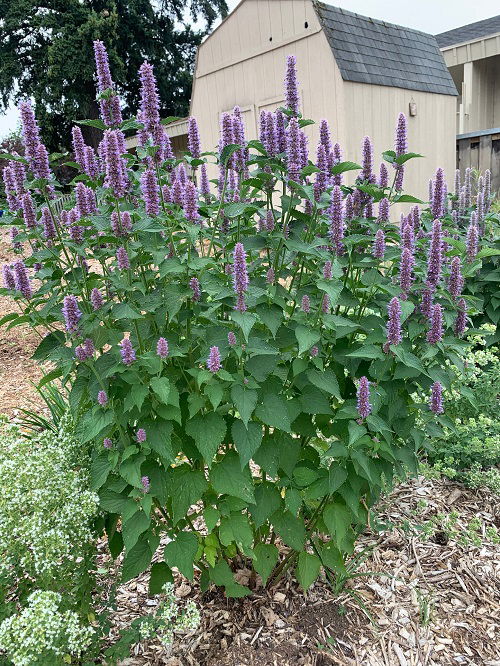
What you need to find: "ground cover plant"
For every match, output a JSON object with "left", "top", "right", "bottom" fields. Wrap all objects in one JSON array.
[{"left": 1, "top": 45, "right": 498, "bottom": 627}]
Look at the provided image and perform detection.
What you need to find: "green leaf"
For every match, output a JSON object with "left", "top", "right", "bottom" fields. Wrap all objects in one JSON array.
[
  {"left": 256, "top": 304, "right": 283, "bottom": 338},
  {"left": 231, "top": 419, "right": 263, "bottom": 468},
  {"left": 295, "top": 325, "right": 321, "bottom": 355},
  {"left": 394, "top": 152, "right": 423, "bottom": 165},
  {"left": 254, "top": 543, "right": 279, "bottom": 585},
  {"left": 150, "top": 376, "right": 170, "bottom": 405},
  {"left": 306, "top": 369, "right": 341, "bottom": 400},
  {"left": 255, "top": 394, "right": 292, "bottom": 432},
  {"left": 113, "top": 303, "right": 142, "bottom": 319},
  {"left": 32, "top": 331, "right": 65, "bottom": 360},
  {"left": 391, "top": 346, "right": 427, "bottom": 375},
  {"left": 231, "top": 385, "right": 257, "bottom": 426},
  {"left": 149, "top": 562, "right": 174, "bottom": 594},
  {"left": 123, "top": 385, "right": 149, "bottom": 413},
  {"left": 186, "top": 412, "right": 227, "bottom": 466},
  {"left": 220, "top": 143, "right": 243, "bottom": 167},
  {"left": 77, "top": 118, "right": 107, "bottom": 130},
  {"left": 205, "top": 382, "right": 224, "bottom": 410},
  {"left": 346, "top": 345, "right": 384, "bottom": 360},
  {"left": 230, "top": 311, "right": 257, "bottom": 341},
  {"left": 271, "top": 510, "right": 305, "bottom": 551},
  {"left": 219, "top": 512, "right": 254, "bottom": 551},
  {"left": 249, "top": 483, "right": 282, "bottom": 529},
  {"left": 76, "top": 409, "right": 115, "bottom": 444},
  {"left": 296, "top": 552, "right": 321, "bottom": 591},
  {"left": 90, "top": 452, "right": 112, "bottom": 490},
  {"left": 317, "top": 280, "right": 343, "bottom": 308},
  {"left": 120, "top": 455, "right": 145, "bottom": 488},
  {"left": 161, "top": 115, "right": 181, "bottom": 126},
  {"left": 203, "top": 506, "right": 220, "bottom": 532},
  {"left": 122, "top": 510, "right": 151, "bottom": 552},
  {"left": 122, "top": 536, "right": 153, "bottom": 582},
  {"left": 323, "top": 503, "right": 353, "bottom": 551},
  {"left": 209, "top": 560, "right": 251, "bottom": 597},
  {"left": 164, "top": 532, "right": 198, "bottom": 580},
  {"left": 331, "top": 161, "right": 361, "bottom": 175},
  {"left": 169, "top": 467, "right": 208, "bottom": 525},
  {"left": 210, "top": 450, "right": 255, "bottom": 503}
]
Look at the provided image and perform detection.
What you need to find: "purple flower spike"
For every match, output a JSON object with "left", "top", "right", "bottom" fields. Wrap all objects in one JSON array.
[
  {"left": 301, "top": 294, "right": 311, "bottom": 313},
  {"left": 395, "top": 112, "right": 408, "bottom": 157},
  {"left": 62, "top": 295, "right": 82, "bottom": 333},
  {"left": 361, "top": 136, "right": 374, "bottom": 182},
  {"left": 120, "top": 337, "right": 136, "bottom": 365},
  {"left": 183, "top": 180, "right": 201, "bottom": 225},
  {"left": 98, "top": 390, "right": 108, "bottom": 406},
  {"left": 189, "top": 277, "right": 201, "bottom": 302},
  {"left": 21, "top": 193, "right": 37, "bottom": 230},
  {"left": 72, "top": 126, "right": 86, "bottom": 167},
  {"left": 426, "top": 219, "right": 443, "bottom": 287},
  {"left": 328, "top": 185, "right": 345, "bottom": 256},
  {"left": 116, "top": 246, "right": 130, "bottom": 270},
  {"left": 284, "top": 55, "right": 300, "bottom": 115},
  {"left": 265, "top": 210, "right": 275, "bottom": 232},
  {"left": 286, "top": 117, "right": 301, "bottom": 171},
  {"left": 399, "top": 247, "right": 415, "bottom": 299},
  {"left": 141, "top": 475, "right": 150, "bottom": 493},
  {"left": 3, "top": 166, "right": 19, "bottom": 211},
  {"left": 2, "top": 265, "right": 15, "bottom": 290},
  {"left": 319, "top": 119, "right": 332, "bottom": 156},
  {"left": 207, "top": 346, "right": 222, "bottom": 373},
  {"left": 84, "top": 146, "right": 99, "bottom": 180},
  {"left": 103, "top": 438, "right": 113, "bottom": 449},
  {"left": 93, "top": 40, "right": 122, "bottom": 126},
  {"left": 232, "top": 242, "right": 249, "bottom": 312},
  {"left": 188, "top": 117, "right": 201, "bottom": 159},
  {"left": 41, "top": 207, "right": 56, "bottom": 240},
  {"left": 228, "top": 331, "right": 237, "bottom": 346},
  {"left": 140, "top": 168, "right": 160, "bottom": 217},
  {"left": 402, "top": 221, "right": 415, "bottom": 252},
  {"left": 386, "top": 297, "right": 402, "bottom": 348},
  {"left": 266, "top": 267, "right": 275, "bottom": 284},
  {"left": 323, "top": 261, "right": 332, "bottom": 280},
  {"left": 431, "top": 167, "right": 445, "bottom": 219},
  {"left": 275, "top": 110, "right": 286, "bottom": 154},
  {"left": 136, "top": 428, "right": 147, "bottom": 443},
  {"left": 429, "top": 381, "right": 444, "bottom": 414},
  {"left": 157, "top": 337, "right": 169, "bottom": 359},
  {"left": 19, "top": 101, "right": 41, "bottom": 168},
  {"left": 310, "top": 346, "right": 319, "bottom": 357},
  {"left": 322, "top": 293, "right": 331, "bottom": 314},
  {"left": 378, "top": 197, "right": 389, "bottom": 222},
  {"left": 466, "top": 221, "right": 479, "bottom": 262},
  {"left": 356, "top": 376, "right": 372, "bottom": 421},
  {"left": 448, "top": 256, "right": 464, "bottom": 301},
  {"left": 454, "top": 298, "right": 467, "bottom": 337},
  {"left": 426, "top": 304, "right": 444, "bottom": 344},
  {"left": 420, "top": 287, "right": 434, "bottom": 319},
  {"left": 379, "top": 162, "right": 389, "bottom": 188},
  {"left": 373, "top": 229, "right": 385, "bottom": 259},
  {"left": 200, "top": 164, "right": 210, "bottom": 198},
  {"left": 90, "top": 288, "right": 104, "bottom": 311},
  {"left": 103, "top": 130, "right": 128, "bottom": 198},
  {"left": 139, "top": 62, "right": 160, "bottom": 132}
]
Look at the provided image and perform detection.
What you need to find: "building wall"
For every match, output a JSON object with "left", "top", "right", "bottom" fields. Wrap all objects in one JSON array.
[{"left": 343, "top": 82, "right": 457, "bottom": 200}]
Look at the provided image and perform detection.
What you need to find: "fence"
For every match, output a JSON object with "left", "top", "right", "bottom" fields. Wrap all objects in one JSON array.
[
  {"left": 52, "top": 194, "right": 73, "bottom": 215},
  {"left": 456, "top": 127, "right": 500, "bottom": 195}
]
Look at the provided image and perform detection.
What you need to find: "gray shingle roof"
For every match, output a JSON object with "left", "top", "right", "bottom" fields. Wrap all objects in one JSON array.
[
  {"left": 313, "top": 2, "right": 457, "bottom": 96},
  {"left": 436, "top": 15, "right": 500, "bottom": 48}
]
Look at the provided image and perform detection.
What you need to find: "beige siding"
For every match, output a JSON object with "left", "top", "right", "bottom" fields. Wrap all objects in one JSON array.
[{"left": 342, "top": 82, "right": 456, "bottom": 201}]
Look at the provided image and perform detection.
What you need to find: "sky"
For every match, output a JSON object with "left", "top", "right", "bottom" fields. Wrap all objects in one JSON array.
[{"left": 2, "top": 0, "right": 500, "bottom": 139}]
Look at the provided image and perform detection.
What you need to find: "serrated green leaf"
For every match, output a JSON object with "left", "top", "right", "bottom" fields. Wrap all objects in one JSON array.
[
  {"left": 210, "top": 450, "right": 255, "bottom": 503},
  {"left": 164, "top": 532, "right": 198, "bottom": 580},
  {"left": 249, "top": 483, "right": 282, "bottom": 528},
  {"left": 306, "top": 369, "right": 341, "bottom": 400},
  {"left": 231, "top": 419, "right": 263, "bottom": 468},
  {"left": 122, "top": 510, "right": 151, "bottom": 552},
  {"left": 150, "top": 376, "right": 170, "bottom": 405},
  {"left": 296, "top": 552, "right": 321, "bottom": 591},
  {"left": 90, "top": 452, "right": 112, "bottom": 490},
  {"left": 219, "top": 512, "right": 253, "bottom": 551},
  {"left": 231, "top": 385, "right": 257, "bottom": 426},
  {"left": 255, "top": 394, "right": 291, "bottom": 432},
  {"left": 271, "top": 510, "right": 305, "bottom": 551},
  {"left": 122, "top": 536, "right": 153, "bottom": 582},
  {"left": 295, "top": 325, "right": 321, "bottom": 355},
  {"left": 230, "top": 311, "right": 257, "bottom": 341},
  {"left": 185, "top": 412, "right": 227, "bottom": 466},
  {"left": 169, "top": 466, "right": 208, "bottom": 525},
  {"left": 254, "top": 543, "right": 278, "bottom": 585},
  {"left": 149, "top": 562, "right": 174, "bottom": 594}
]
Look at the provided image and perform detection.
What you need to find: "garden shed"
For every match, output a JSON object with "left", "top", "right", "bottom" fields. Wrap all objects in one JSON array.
[{"left": 190, "top": 0, "right": 458, "bottom": 199}]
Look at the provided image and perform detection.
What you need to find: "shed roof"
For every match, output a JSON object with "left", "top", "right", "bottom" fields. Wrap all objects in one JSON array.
[
  {"left": 436, "top": 15, "right": 500, "bottom": 48},
  {"left": 314, "top": 2, "right": 457, "bottom": 96}
]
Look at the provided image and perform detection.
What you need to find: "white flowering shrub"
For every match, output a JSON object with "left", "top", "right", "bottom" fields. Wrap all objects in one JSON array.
[{"left": 0, "top": 590, "right": 94, "bottom": 666}]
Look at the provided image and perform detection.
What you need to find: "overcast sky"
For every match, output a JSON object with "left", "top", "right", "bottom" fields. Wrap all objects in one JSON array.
[{"left": 2, "top": 0, "right": 499, "bottom": 139}]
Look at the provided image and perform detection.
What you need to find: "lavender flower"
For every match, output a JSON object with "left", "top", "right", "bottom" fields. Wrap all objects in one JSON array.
[
  {"left": 61, "top": 295, "right": 82, "bottom": 333},
  {"left": 386, "top": 297, "right": 402, "bottom": 348},
  {"left": 373, "top": 229, "right": 385, "bottom": 259},
  {"left": 93, "top": 41, "right": 122, "bottom": 126},
  {"left": 140, "top": 168, "right": 160, "bottom": 216},
  {"left": 10, "top": 227, "right": 21, "bottom": 250},
  {"left": 69, "top": 225, "right": 84, "bottom": 244},
  {"left": 310, "top": 346, "right": 319, "bottom": 357},
  {"left": 426, "top": 304, "right": 444, "bottom": 344},
  {"left": 448, "top": 256, "right": 464, "bottom": 300},
  {"left": 141, "top": 476, "right": 150, "bottom": 493},
  {"left": 454, "top": 298, "right": 467, "bottom": 337},
  {"left": 393, "top": 112, "right": 407, "bottom": 190},
  {"left": 344, "top": 193, "right": 354, "bottom": 220},
  {"left": 72, "top": 126, "right": 86, "bottom": 167},
  {"left": 3, "top": 167, "right": 19, "bottom": 211},
  {"left": 301, "top": 294, "right": 310, "bottom": 313},
  {"left": 97, "top": 390, "right": 108, "bottom": 406},
  {"left": 90, "top": 288, "right": 103, "bottom": 310},
  {"left": 401, "top": 221, "right": 415, "bottom": 253},
  {"left": 356, "top": 376, "right": 372, "bottom": 420},
  {"left": 265, "top": 210, "right": 275, "bottom": 232},
  {"left": 266, "top": 267, "right": 275, "bottom": 284},
  {"left": 19, "top": 101, "right": 41, "bottom": 168},
  {"left": 314, "top": 143, "right": 329, "bottom": 201},
  {"left": 199, "top": 164, "right": 210, "bottom": 198},
  {"left": 361, "top": 136, "right": 374, "bottom": 182},
  {"left": 2, "top": 265, "right": 15, "bottom": 290},
  {"left": 484, "top": 169, "right": 491, "bottom": 212},
  {"left": 426, "top": 219, "right": 443, "bottom": 287},
  {"left": 103, "top": 438, "right": 113, "bottom": 449},
  {"left": 420, "top": 287, "right": 434, "bottom": 319},
  {"left": 328, "top": 185, "right": 345, "bottom": 255},
  {"left": 207, "top": 346, "right": 221, "bottom": 373},
  {"left": 187, "top": 117, "right": 201, "bottom": 159},
  {"left": 120, "top": 338, "right": 136, "bottom": 365},
  {"left": 429, "top": 382, "right": 444, "bottom": 414},
  {"left": 228, "top": 331, "right": 237, "bottom": 346},
  {"left": 116, "top": 247, "right": 130, "bottom": 270},
  {"left": 189, "top": 277, "right": 201, "bottom": 302},
  {"left": 21, "top": 192, "right": 37, "bottom": 230},
  {"left": 183, "top": 180, "right": 200, "bottom": 224},
  {"left": 379, "top": 162, "right": 389, "bottom": 188},
  {"left": 171, "top": 179, "right": 184, "bottom": 206},
  {"left": 40, "top": 207, "right": 56, "bottom": 241},
  {"left": 154, "top": 337, "right": 168, "bottom": 359},
  {"left": 466, "top": 219, "right": 479, "bottom": 262},
  {"left": 232, "top": 242, "right": 249, "bottom": 312},
  {"left": 136, "top": 428, "right": 147, "bottom": 443},
  {"left": 103, "top": 130, "right": 128, "bottom": 197},
  {"left": 319, "top": 119, "right": 332, "bottom": 157},
  {"left": 378, "top": 198, "right": 389, "bottom": 222},
  {"left": 323, "top": 261, "right": 332, "bottom": 280},
  {"left": 286, "top": 116, "right": 301, "bottom": 173},
  {"left": 322, "top": 293, "right": 331, "bottom": 314},
  {"left": 276, "top": 110, "right": 287, "bottom": 153},
  {"left": 431, "top": 167, "right": 445, "bottom": 219},
  {"left": 399, "top": 247, "right": 414, "bottom": 299},
  {"left": 84, "top": 146, "right": 99, "bottom": 180},
  {"left": 463, "top": 167, "right": 472, "bottom": 208},
  {"left": 284, "top": 55, "right": 300, "bottom": 115}
]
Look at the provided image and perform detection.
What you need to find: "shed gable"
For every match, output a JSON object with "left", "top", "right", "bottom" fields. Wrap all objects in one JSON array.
[{"left": 314, "top": 1, "right": 457, "bottom": 96}]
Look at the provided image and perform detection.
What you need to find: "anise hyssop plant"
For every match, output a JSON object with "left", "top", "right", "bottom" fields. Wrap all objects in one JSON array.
[{"left": 1, "top": 47, "right": 496, "bottom": 594}]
